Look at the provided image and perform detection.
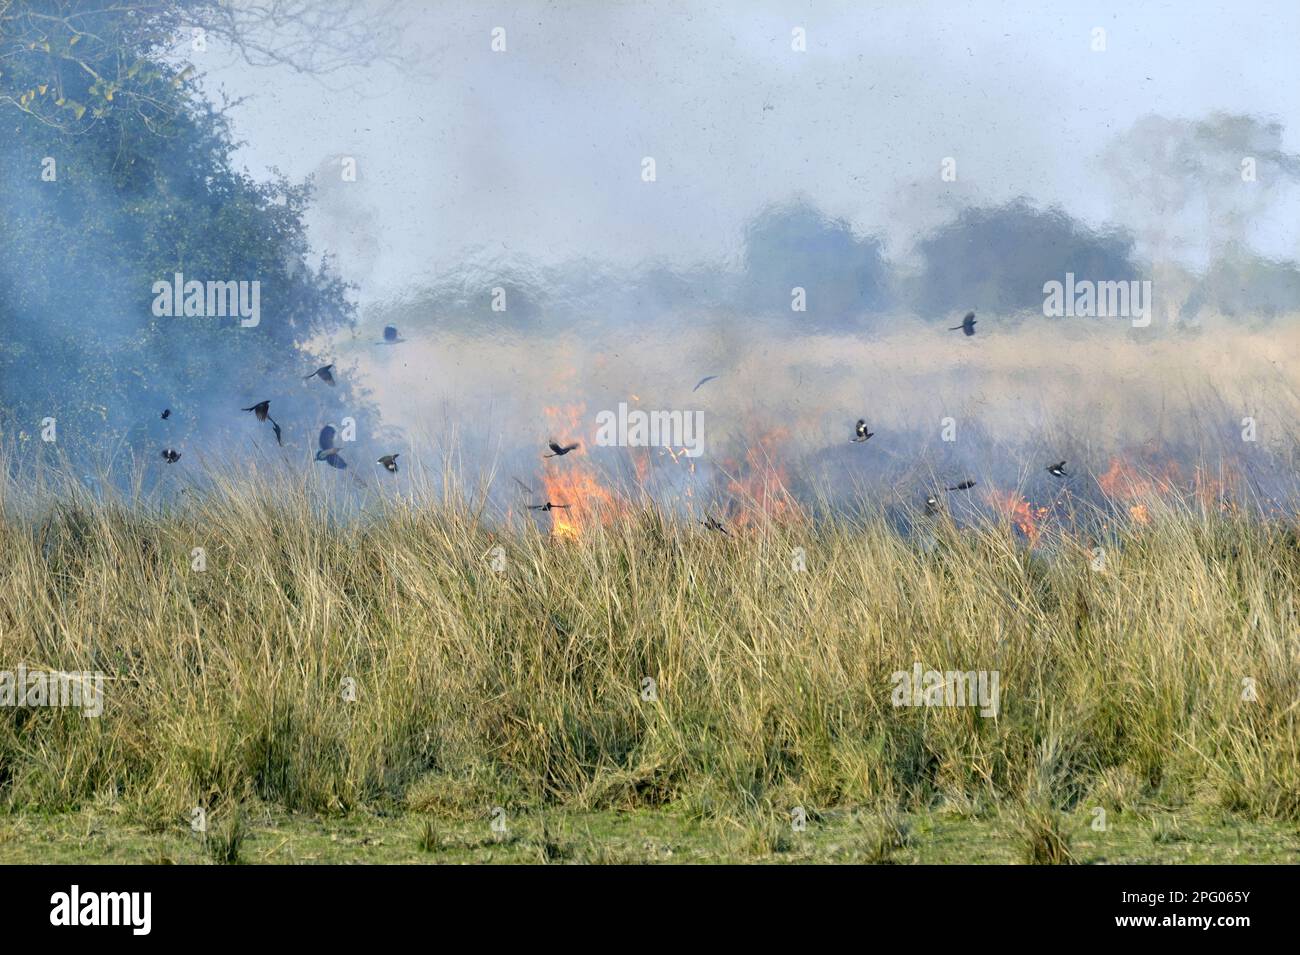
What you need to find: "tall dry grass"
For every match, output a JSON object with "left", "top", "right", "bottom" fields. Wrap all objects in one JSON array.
[{"left": 0, "top": 464, "right": 1296, "bottom": 830}]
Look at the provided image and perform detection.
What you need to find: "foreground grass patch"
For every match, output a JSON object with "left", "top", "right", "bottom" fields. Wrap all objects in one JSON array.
[
  {"left": 1, "top": 806, "right": 1296, "bottom": 864},
  {"left": 1, "top": 478, "right": 1296, "bottom": 832}
]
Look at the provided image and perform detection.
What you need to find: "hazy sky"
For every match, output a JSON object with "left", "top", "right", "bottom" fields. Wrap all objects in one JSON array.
[{"left": 200, "top": 0, "right": 1300, "bottom": 302}]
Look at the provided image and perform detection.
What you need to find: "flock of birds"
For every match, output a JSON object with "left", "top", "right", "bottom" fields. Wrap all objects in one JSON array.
[
  {"left": 159, "top": 321, "right": 585, "bottom": 512},
  {"left": 847, "top": 312, "right": 1071, "bottom": 526},
  {"left": 159, "top": 326, "right": 410, "bottom": 473},
  {"left": 155, "top": 311, "right": 1070, "bottom": 530},
  {"left": 692, "top": 310, "right": 1071, "bottom": 534}
]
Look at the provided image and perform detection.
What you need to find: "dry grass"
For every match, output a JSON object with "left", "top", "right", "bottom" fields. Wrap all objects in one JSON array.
[{"left": 0, "top": 465, "right": 1297, "bottom": 837}]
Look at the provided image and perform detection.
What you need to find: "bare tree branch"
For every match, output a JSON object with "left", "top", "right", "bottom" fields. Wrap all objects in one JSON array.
[{"left": 0, "top": 0, "right": 400, "bottom": 133}]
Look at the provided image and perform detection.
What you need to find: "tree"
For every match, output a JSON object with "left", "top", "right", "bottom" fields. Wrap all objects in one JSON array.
[
  {"left": 0, "top": 1, "right": 388, "bottom": 468},
  {"left": 741, "top": 199, "right": 893, "bottom": 331},
  {"left": 910, "top": 200, "right": 1139, "bottom": 318},
  {"left": 1097, "top": 114, "right": 1300, "bottom": 325}
]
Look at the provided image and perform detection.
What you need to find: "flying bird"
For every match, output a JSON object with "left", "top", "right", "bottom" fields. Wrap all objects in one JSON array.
[
  {"left": 512, "top": 477, "right": 564, "bottom": 511},
  {"left": 305, "top": 364, "right": 336, "bottom": 386},
  {"left": 160, "top": 408, "right": 171, "bottom": 420},
  {"left": 693, "top": 375, "right": 719, "bottom": 392},
  {"left": 1046, "top": 461, "right": 1068, "bottom": 478},
  {"left": 160, "top": 449, "right": 181, "bottom": 464},
  {"left": 241, "top": 400, "right": 282, "bottom": 446},
  {"left": 924, "top": 494, "right": 941, "bottom": 516},
  {"left": 315, "top": 424, "right": 347, "bottom": 469},
  {"left": 946, "top": 480, "right": 977, "bottom": 491},
  {"left": 545, "top": 441, "right": 580, "bottom": 458},
  {"left": 377, "top": 454, "right": 399, "bottom": 473},
  {"left": 699, "top": 515, "right": 729, "bottom": 535},
  {"left": 852, "top": 419, "right": 874, "bottom": 443},
  {"left": 380, "top": 325, "right": 403, "bottom": 344},
  {"left": 949, "top": 311, "right": 977, "bottom": 336}
]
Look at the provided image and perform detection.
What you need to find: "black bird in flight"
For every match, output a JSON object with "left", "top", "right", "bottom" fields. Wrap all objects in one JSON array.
[
  {"left": 545, "top": 441, "right": 580, "bottom": 457},
  {"left": 305, "top": 364, "right": 336, "bottom": 386},
  {"left": 160, "top": 408, "right": 171, "bottom": 420},
  {"left": 693, "top": 375, "right": 719, "bottom": 392},
  {"left": 315, "top": 425, "right": 347, "bottom": 469},
  {"left": 946, "top": 480, "right": 977, "bottom": 491},
  {"left": 160, "top": 449, "right": 181, "bottom": 464},
  {"left": 377, "top": 453, "right": 399, "bottom": 473},
  {"left": 852, "top": 419, "right": 874, "bottom": 442},
  {"left": 924, "top": 494, "right": 941, "bottom": 516},
  {"left": 699, "top": 515, "right": 729, "bottom": 535},
  {"left": 949, "top": 311, "right": 977, "bottom": 336},
  {"left": 1046, "top": 460, "right": 1068, "bottom": 478},
  {"left": 380, "top": 325, "right": 403, "bottom": 344},
  {"left": 241, "top": 400, "right": 282, "bottom": 446},
  {"left": 512, "top": 477, "right": 564, "bottom": 510}
]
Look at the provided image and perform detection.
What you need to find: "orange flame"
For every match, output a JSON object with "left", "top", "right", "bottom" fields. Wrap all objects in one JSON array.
[
  {"left": 1097, "top": 455, "right": 1238, "bottom": 521},
  {"left": 723, "top": 428, "right": 801, "bottom": 527},
  {"left": 986, "top": 490, "right": 1048, "bottom": 545},
  {"left": 1096, "top": 455, "right": 1178, "bottom": 525},
  {"left": 1096, "top": 456, "right": 1179, "bottom": 500},
  {"left": 1192, "top": 465, "right": 1240, "bottom": 513},
  {"left": 539, "top": 403, "right": 617, "bottom": 539}
]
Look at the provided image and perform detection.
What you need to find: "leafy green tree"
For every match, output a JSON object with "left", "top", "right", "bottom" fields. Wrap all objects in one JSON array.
[{"left": 0, "top": 1, "right": 383, "bottom": 469}]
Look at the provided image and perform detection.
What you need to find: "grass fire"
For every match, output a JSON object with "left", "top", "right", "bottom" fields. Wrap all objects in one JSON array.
[{"left": 3, "top": 0, "right": 1299, "bottom": 878}]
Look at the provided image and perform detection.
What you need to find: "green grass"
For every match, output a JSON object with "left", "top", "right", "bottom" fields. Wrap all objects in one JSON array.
[{"left": 2, "top": 805, "right": 1295, "bottom": 864}]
